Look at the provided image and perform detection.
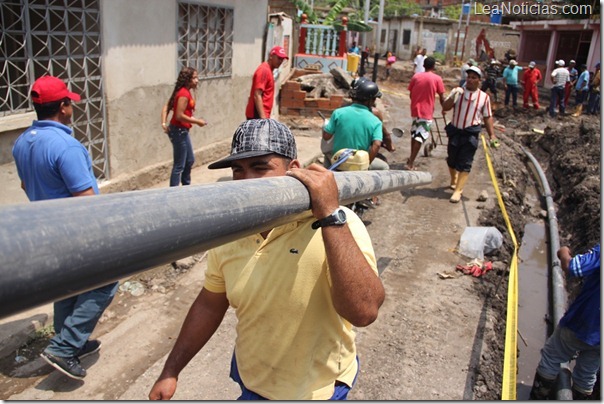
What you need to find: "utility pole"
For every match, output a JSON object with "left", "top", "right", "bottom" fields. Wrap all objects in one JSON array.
[
  {"left": 362, "top": 0, "right": 370, "bottom": 47},
  {"left": 373, "top": 0, "right": 385, "bottom": 82},
  {"left": 460, "top": 1, "right": 472, "bottom": 62}
]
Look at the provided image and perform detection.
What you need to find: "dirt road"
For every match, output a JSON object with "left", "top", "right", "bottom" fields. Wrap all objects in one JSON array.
[
  {"left": 1, "top": 73, "right": 599, "bottom": 400},
  {"left": 1, "top": 80, "right": 506, "bottom": 400}
]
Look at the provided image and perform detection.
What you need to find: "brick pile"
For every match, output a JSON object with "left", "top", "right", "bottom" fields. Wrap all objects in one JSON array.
[{"left": 279, "top": 69, "right": 345, "bottom": 117}]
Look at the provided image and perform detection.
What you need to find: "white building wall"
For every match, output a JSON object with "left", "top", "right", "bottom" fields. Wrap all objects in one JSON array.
[{"left": 100, "top": 0, "right": 269, "bottom": 181}]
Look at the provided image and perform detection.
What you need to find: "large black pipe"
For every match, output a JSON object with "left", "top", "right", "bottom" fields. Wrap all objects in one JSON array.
[
  {"left": 0, "top": 170, "right": 431, "bottom": 318},
  {"left": 521, "top": 146, "right": 572, "bottom": 400}
]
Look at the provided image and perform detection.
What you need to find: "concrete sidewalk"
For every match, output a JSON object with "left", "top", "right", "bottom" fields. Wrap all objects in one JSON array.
[{"left": 0, "top": 130, "right": 323, "bottom": 361}]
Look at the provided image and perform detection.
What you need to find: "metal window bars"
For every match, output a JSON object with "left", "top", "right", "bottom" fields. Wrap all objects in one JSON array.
[
  {"left": 0, "top": 0, "right": 109, "bottom": 180},
  {"left": 177, "top": 2, "right": 234, "bottom": 79}
]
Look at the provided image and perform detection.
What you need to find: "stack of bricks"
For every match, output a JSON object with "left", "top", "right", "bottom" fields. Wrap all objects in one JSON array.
[{"left": 279, "top": 70, "right": 345, "bottom": 117}]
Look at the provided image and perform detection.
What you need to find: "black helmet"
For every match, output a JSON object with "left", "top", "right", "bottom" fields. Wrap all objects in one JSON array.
[{"left": 350, "top": 78, "right": 382, "bottom": 101}]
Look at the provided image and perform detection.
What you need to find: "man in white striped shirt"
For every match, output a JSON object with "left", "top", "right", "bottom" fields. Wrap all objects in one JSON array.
[
  {"left": 442, "top": 66, "right": 497, "bottom": 203},
  {"left": 549, "top": 60, "right": 570, "bottom": 117}
]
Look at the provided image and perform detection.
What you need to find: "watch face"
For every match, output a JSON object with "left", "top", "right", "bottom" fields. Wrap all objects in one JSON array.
[{"left": 336, "top": 209, "right": 347, "bottom": 222}]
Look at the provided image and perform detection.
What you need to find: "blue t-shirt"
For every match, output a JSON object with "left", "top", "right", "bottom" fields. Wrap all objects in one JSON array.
[
  {"left": 12, "top": 120, "right": 99, "bottom": 201},
  {"left": 502, "top": 66, "right": 523, "bottom": 85},
  {"left": 559, "top": 244, "right": 600, "bottom": 346},
  {"left": 575, "top": 70, "right": 590, "bottom": 91},
  {"left": 323, "top": 103, "right": 382, "bottom": 155}
]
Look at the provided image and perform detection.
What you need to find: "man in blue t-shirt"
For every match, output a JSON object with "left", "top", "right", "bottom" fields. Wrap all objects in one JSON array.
[
  {"left": 502, "top": 59, "right": 525, "bottom": 107},
  {"left": 529, "top": 244, "right": 600, "bottom": 400},
  {"left": 573, "top": 64, "right": 590, "bottom": 116},
  {"left": 12, "top": 75, "right": 118, "bottom": 381}
]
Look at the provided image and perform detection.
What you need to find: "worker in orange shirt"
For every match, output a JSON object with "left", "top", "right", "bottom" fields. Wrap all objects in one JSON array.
[{"left": 523, "top": 61, "right": 542, "bottom": 109}]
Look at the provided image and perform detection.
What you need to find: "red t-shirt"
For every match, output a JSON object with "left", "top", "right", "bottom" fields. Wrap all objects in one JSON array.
[
  {"left": 170, "top": 87, "right": 195, "bottom": 129},
  {"left": 245, "top": 62, "right": 275, "bottom": 119},
  {"left": 408, "top": 72, "right": 445, "bottom": 120}
]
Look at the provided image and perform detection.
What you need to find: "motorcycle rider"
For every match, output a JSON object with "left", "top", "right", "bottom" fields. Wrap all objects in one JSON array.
[{"left": 322, "top": 78, "right": 389, "bottom": 170}]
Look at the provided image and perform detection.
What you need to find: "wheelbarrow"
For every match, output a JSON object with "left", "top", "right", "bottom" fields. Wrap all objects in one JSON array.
[{"left": 423, "top": 114, "right": 448, "bottom": 157}]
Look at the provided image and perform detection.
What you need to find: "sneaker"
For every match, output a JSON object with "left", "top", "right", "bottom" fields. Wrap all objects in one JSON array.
[
  {"left": 40, "top": 351, "right": 86, "bottom": 380},
  {"left": 76, "top": 340, "right": 101, "bottom": 359}
]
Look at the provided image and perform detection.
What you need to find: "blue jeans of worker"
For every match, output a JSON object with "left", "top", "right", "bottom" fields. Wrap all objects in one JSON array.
[
  {"left": 536, "top": 326, "right": 601, "bottom": 393},
  {"left": 587, "top": 91, "right": 600, "bottom": 114},
  {"left": 549, "top": 86, "right": 565, "bottom": 117},
  {"left": 44, "top": 282, "right": 118, "bottom": 358},
  {"left": 168, "top": 126, "right": 195, "bottom": 187},
  {"left": 229, "top": 352, "right": 358, "bottom": 400},
  {"left": 504, "top": 84, "right": 518, "bottom": 106}
]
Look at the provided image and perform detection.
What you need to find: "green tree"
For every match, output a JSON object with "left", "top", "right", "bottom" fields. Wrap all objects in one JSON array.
[{"left": 383, "top": 0, "right": 423, "bottom": 18}]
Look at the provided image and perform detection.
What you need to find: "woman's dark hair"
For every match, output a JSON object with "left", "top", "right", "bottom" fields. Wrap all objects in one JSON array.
[
  {"left": 33, "top": 97, "right": 71, "bottom": 120},
  {"left": 166, "top": 67, "right": 197, "bottom": 111}
]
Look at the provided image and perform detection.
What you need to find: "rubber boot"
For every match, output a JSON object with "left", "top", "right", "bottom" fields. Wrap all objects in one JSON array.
[
  {"left": 571, "top": 385, "right": 592, "bottom": 400},
  {"left": 572, "top": 104, "right": 583, "bottom": 117},
  {"left": 529, "top": 371, "right": 556, "bottom": 400},
  {"left": 450, "top": 171, "right": 469, "bottom": 203},
  {"left": 448, "top": 167, "right": 458, "bottom": 189}
]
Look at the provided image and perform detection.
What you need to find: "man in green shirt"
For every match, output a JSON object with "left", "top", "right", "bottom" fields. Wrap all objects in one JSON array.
[{"left": 323, "top": 78, "right": 388, "bottom": 170}]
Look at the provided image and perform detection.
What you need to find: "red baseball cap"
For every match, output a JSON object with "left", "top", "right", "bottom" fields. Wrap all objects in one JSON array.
[
  {"left": 269, "top": 46, "right": 288, "bottom": 60},
  {"left": 31, "top": 76, "right": 81, "bottom": 104}
]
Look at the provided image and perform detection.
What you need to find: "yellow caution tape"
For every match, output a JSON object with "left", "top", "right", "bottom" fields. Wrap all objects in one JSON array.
[{"left": 481, "top": 135, "right": 519, "bottom": 400}]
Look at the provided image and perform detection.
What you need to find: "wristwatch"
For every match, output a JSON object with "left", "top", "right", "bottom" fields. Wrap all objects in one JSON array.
[{"left": 311, "top": 208, "right": 347, "bottom": 229}]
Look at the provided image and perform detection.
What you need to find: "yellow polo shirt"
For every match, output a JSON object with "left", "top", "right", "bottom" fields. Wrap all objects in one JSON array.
[{"left": 204, "top": 207, "right": 378, "bottom": 400}]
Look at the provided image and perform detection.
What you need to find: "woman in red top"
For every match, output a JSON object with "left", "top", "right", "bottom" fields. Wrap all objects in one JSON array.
[{"left": 161, "top": 67, "right": 207, "bottom": 187}]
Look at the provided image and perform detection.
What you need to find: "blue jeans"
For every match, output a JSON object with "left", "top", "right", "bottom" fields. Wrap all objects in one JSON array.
[
  {"left": 549, "top": 86, "right": 565, "bottom": 116},
  {"left": 229, "top": 352, "right": 358, "bottom": 400},
  {"left": 45, "top": 282, "right": 118, "bottom": 357},
  {"left": 587, "top": 90, "right": 600, "bottom": 114},
  {"left": 168, "top": 126, "right": 195, "bottom": 187},
  {"left": 537, "top": 326, "right": 601, "bottom": 393},
  {"left": 504, "top": 84, "right": 518, "bottom": 106}
]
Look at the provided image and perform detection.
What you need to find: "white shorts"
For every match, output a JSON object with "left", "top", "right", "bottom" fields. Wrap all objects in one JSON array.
[{"left": 410, "top": 118, "right": 432, "bottom": 143}]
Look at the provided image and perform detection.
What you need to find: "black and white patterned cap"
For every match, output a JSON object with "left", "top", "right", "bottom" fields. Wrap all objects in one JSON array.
[{"left": 208, "top": 119, "right": 297, "bottom": 169}]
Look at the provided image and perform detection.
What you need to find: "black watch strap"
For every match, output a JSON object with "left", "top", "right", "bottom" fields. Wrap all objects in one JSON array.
[{"left": 311, "top": 208, "right": 347, "bottom": 229}]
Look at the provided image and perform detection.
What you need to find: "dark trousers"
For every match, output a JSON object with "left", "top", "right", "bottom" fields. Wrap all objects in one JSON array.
[
  {"left": 587, "top": 90, "right": 600, "bottom": 114},
  {"left": 505, "top": 84, "right": 518, "bottom": 106},
  {"left": 445, "top": 124, "right": 480, "bottom": 172},
  {"left": 549, "top": 86, "right": 565, "bottom": 117},
  {"left": 481, "top": 79, "right": 498, "bottom": 101}
]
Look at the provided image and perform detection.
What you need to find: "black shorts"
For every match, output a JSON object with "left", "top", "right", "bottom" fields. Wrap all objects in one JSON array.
[{"left": 446, "top": 124, "right": 480, "bottom": 172}]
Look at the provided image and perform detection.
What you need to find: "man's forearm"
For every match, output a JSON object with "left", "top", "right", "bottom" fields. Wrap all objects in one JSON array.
[
  {"left": 159, "top": 289, "right": 228, "bottom": 379},
  {"left": 484, "top": 116, "right": 495, "bottom": 139},
  {"left": 254, "top": 92, "right": 266, "bottom": 118},
  {"left": 322, "top": 225, "right": 384, "bottom": 327},
  {"left": 368, "top": 142, "right": 381, "bottom": 161}
]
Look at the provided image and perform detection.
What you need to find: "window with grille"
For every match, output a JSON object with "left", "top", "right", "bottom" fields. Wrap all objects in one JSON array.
[
  {"left": 177, "top": 2, "right": 234, "bottom": 79},
  {"left": 0, "top": 0, "right": 108, "bottom": 180}
]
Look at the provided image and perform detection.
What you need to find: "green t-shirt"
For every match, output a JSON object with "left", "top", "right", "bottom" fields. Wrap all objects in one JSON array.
[{"left": 324, "top": 103, "right": 382, "bottom": 154}]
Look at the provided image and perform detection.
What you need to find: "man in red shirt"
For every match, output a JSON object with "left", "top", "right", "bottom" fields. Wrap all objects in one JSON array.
[
  {"left": 405, "top": 56, "right": 445, "bottom": 170},
  {"left": 245, "top": 46, "right": 288, "bottom": 119},
  {"left": 522, "top": 61, "right": 542, "bottom": 109}
]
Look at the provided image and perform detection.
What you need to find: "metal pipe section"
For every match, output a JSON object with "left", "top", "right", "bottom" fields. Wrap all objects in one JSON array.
[
  {"left": 0, "top": 170, "right": 431, "bottom": 318},
  {"left": 521, "top": 146, "right": 572, "bottom": 400}
]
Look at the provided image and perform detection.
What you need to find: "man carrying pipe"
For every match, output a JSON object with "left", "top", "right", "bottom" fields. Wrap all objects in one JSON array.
[
  {"left": 12, "top": 76, "right": 118, "bottom": 380},
  {"left": 149, "top": 119, "right": 385, "bottom": 400}
]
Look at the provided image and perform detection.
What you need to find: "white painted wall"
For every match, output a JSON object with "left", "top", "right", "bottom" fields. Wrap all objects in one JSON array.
[{"left": 99, "top": 0, "right": 269, "bottom": 180}]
